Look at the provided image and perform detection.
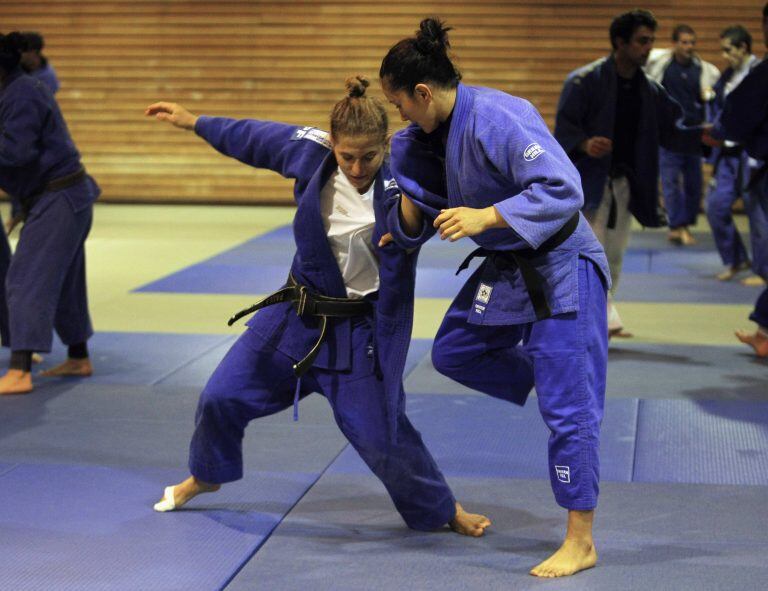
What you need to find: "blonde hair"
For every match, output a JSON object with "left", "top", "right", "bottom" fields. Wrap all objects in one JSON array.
[{"left": 330, "top": 76, "right": 388, "bottom": 144}]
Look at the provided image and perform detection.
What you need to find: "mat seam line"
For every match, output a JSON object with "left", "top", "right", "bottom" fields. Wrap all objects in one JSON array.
[
  {"left": 630, "top": 397, "right": 641, "bottom": 482},
  {"left": 219, "top": 441, "right": 352, "bottom": 590},
  {"left": 0, "top": 463, "right": 21, "bottom": 478},
  {"left": 151, "top": 334, "right": 235, "bottom": 386}
]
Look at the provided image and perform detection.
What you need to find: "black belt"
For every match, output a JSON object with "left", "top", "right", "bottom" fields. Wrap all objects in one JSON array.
[
  {"left": 22, "top": 167, "right": 87, "bottom": 216},
  {"left": 228, "top": 274, "right": 372, "bottom": 377},
  {"left": 455, "top": 212, "right": 580, "bottom": 321}
]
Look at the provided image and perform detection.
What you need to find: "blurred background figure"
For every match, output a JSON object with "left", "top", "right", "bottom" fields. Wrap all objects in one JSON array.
[
  {"left": 646, "top": 24, "right": 719, "bottom": 246},
  {"left": 706, "top": 25, "right": 758, "bottom": 282},
  {"left": 19, "top": 31, "right": 59, "bottom": 94}
]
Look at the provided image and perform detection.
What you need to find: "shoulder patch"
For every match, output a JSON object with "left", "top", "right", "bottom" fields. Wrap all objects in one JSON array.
[
  {"left": 523, "top": 143, "right": 545, "bottom": 162},
  {"left": 290, "top": 126, "right": 332, "bottom": 149},
  {"left": 384, "top": 178, "right": 399, "bottom": 192}
]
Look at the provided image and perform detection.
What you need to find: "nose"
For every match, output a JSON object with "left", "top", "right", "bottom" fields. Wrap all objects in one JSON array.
[{"left": 351, "top": 160, "right": 363, "bottom": 176}]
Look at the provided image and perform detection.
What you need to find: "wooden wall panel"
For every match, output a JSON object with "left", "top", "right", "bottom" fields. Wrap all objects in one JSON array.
[{"left": 1, "top": 1, "right": 764, "bottom": 204}]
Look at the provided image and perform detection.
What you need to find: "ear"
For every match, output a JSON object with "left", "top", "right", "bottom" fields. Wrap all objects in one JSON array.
[{"left": 413, "top": 83, "right": 433, "bottom": 103}]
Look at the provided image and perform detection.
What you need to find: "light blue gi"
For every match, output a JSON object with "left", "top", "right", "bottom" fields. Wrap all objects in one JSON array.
[
  {"left": 0, "top": 67, "right": 97, "bottom": 353},
  {"left": 389, "top": 83, "right": 610, "bottom": 511},
  {"left": 713, "top": 58, "right": 768, "bottom": 325},
  {"left": 187, "top": 116, "right": 456, "bottom": 530}
]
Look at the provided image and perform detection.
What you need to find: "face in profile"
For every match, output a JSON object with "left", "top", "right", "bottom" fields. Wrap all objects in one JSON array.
[
  {"left": 381, "top": 82, "right": 440, "bottom": 133},
  {"left": 720, "top": 37, "right": 748, "bottom": 69},
  {"left": 332, "top": 134, "right": 386, "bottom": 193},
  {"left": 616, "top": 25, "right": 656, "bottom": 67}
]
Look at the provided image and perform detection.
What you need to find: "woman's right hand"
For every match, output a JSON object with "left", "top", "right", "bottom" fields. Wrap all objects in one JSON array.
[{"left": 145, "top": 102, "right": 199, "bottom": 130}]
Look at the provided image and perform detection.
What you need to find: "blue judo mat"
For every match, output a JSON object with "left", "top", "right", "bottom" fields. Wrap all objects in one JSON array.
[{"left": 136, "top": 225, "right": 755, "bottom": 303}]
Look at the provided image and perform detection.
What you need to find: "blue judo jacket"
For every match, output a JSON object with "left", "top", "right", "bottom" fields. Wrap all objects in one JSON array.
[
  {"left": 195, "top": 116, "right": 418, "bottom": 436},
  {"left": 712, "top": 58, "right": 768, "bottom": 161},
  {"left": 389, "top": 83, "right": 610, "bottom": 325},
  {"left": 0, "top": 67, "right": 98, "bottom": 212},
  {"left": 555, "top": 56, "right": 701, "bottom": 227}
]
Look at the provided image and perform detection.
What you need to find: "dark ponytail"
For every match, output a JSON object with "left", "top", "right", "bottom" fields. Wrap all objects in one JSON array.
[
  {"left": 0, "top": 32, "right": 25, "bottom": 73},
  {"left": 379, "top": 17, "right": 461, "bottom": 94}
]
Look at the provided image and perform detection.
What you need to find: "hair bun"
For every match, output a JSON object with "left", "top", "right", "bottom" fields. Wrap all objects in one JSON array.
[
  {"left": 415, "top": 17, "right": 452, "bottom": 54},
  {"left": 345, "top": 75, "right": 369, "bottom": 98}
]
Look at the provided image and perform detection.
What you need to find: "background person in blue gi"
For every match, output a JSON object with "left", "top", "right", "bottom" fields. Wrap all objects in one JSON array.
[
  {"left": 704, "top": 4, "right": 768, "bottom": 357},
  {"left": 145, "top": 77, "right": 491, "bottom": 537},
  {"left": 706, "top": 25, "right": 760, "bottom": 283},
  {"left": 0, "top": 31, "right": 60, "bottom": 363},
  {"left": 646, "top": 24, "right": 720, "bottom": 246},
  {"left": 379, "top": 18, "right": 610, "bottom": 578},
  {"left": 555, "top": 10, "right": 704, "bottom": 338},
  {"left": 0, "top": 32, "right": 97, "bottom": 395},
  {"left": 19, "top": 31, "right": 59, "bottom": 95}
]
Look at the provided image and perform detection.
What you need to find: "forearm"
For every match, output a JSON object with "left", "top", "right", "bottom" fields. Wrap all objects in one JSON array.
[{"left": 399, "top": 193, "right": 423, "bottom": 237}]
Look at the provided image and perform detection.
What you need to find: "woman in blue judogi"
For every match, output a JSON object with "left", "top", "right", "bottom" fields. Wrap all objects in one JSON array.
[
  {"left": 380, "top": 18, "right": 610, "bottom": 578},
  {"left": 146, "top": 77, "right": 490, "bottom": 536},
  {"left": 0, "top": 32, "right": 97, "bottom": 395}
]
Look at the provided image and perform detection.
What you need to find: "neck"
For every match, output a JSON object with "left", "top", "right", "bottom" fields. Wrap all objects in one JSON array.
[
  {"left": 674, "top": 53, "right": 692, "bottom": 65},
  {"left": 434, "top": 86, "right": 458, "bottom": 124},
  {"left": 613, "top": 53, "right": 638, "bottom": 79}
]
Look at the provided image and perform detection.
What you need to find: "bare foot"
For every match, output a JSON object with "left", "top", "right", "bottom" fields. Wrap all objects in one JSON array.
[
  {"left": 717, "top": 261, "right": 750, "bottom": 281},
  {"left": 740, "top": 275, "right": 766, "bottom": 287},
  {"left": 530, "top": 509, "right": 597, "bottom": 578},
  {"left": 0, "top": 369, "right": 33, "bottom": 395},
  {"left": 40, "top": 358, "right": 93, "bottom": 377},
  {"left": 667, "top": 229, "right": 682, "bottom": 244},
  {"left": 449, "top": 502, "right": 491, "bottom": 537},
  {"left": 154, "top": 475, "right": 220, "bottom": 512},
  {"left": 608, "top": 327, "right": 633, "bottom": 339},
  {"left": 735, "top": 328, "right": 768, "bottom": 357},
  {"left": 31, "top": 353, "right": 44, "bottom": 364},
  {"left": 679, "top": 228, "right": 696, "bottom": 246}
]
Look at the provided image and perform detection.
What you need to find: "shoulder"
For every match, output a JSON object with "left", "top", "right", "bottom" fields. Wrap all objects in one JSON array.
[
  {"left": 472, "top": 88, "right": 540, "bottom": 131},
  {"left": 566, "top": 57, "right": 608, "bottom": 85}
]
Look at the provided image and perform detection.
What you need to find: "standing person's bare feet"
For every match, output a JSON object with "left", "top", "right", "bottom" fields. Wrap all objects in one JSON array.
[
  {"left": 530, "top": 510, "right": 598, "bottom": 578},
  {"left": 740, "top": 275, "right": 766, "bottom": 287},
  {"left": 449, "top": 502, "right": 491, "bottom": 537},
  {"left": 0, "top": 369, "right": 33, "bottom": 395},
  {"left": 735, "top": 327, "right": 768, "bottom": 357},
  {"left": 40, "top": 358, "right": 93, "bottom": 377},
  {"left": 679, "top": 227, "right": 696, "bottom": 246},
  {"left": 154, "top": 476, "right": 221, "bottom": 512},
  {"left": 717, "top": 261, "right": 751, "bottom": 281}
]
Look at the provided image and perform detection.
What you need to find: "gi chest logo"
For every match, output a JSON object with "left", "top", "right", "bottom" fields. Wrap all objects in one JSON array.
[
  {"left": 475, "top": 283, "right": 493, "bottom": 304},
  {"left": 523, "top": 143, "right": 545, "bottom": 162},
  {"left": 384, "top": 178, "right": 399, "bottom": 192},
  {"left": 555, "top": 465, "right": 571, "bottom": 483}
]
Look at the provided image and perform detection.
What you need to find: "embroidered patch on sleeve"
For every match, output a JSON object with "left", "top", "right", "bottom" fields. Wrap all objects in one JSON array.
[
  {"left": 290, "top": 126, "right": 332, "bottom": 149},
  {"left": 555, "top": 465, "right": 571, "bottom": 483},
  {"left": 523, "top": 143, "right": 545, "bottom": 162}
]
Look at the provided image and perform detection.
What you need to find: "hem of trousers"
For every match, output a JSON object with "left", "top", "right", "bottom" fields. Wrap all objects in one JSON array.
[{"left": 189, "top": 460, "right": 243, "bottom": 485}]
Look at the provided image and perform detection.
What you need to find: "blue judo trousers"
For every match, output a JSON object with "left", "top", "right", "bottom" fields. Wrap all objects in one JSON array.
[
  {"left": 0, "top": 67, "right": 97, "bottom": 353},
  {"left": 712, "top": 57, "right": 768, "bottom": 324},
  {"left": 390, "top": 83, "right": 610, "bottom": 511},
  {"left": 185, "top": 116, "right": 456, "bottom": 531}
]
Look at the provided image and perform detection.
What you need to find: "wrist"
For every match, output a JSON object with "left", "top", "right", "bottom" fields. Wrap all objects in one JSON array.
[{"left": 486, "top": 206, "right": 508, "bottom": 230}]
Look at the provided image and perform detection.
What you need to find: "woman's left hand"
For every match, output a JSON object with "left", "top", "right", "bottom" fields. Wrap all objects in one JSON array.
[{"left": 434, "top": 206, "right": 502, "bottom": 241}]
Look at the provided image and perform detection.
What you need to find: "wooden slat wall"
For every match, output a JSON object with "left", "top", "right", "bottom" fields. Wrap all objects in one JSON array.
[{"left": 1, "top": 1, "right": 764, "bottom": 204}]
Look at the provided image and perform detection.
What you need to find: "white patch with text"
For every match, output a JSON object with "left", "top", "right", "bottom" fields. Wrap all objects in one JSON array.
[
  {"left": 291, "top": 126, "right": 332, "bottom": 149},
  {"left": 555, "top": 465, "right": 571, "bottom": 483},
  {"left": 524, "top": 142, "right": 545, "bottom": 162}
]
